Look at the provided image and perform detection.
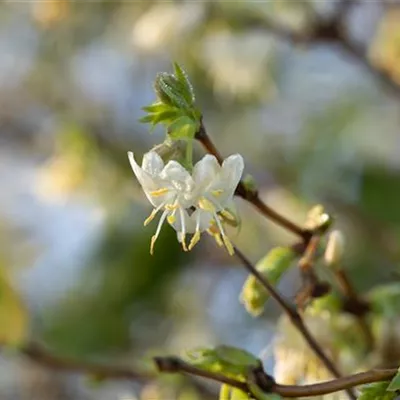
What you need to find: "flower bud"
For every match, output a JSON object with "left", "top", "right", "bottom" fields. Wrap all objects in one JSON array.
[
  {"left": 324, "top": 230, "right": 345, "bottom": 268},
  {"left": 242, "top": 174, "right": 257, "bottom": 195}
]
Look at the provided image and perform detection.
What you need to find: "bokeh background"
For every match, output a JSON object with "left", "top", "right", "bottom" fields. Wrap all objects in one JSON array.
[{"left": 1, "top": 0, "right": 400, "bottom": 399}]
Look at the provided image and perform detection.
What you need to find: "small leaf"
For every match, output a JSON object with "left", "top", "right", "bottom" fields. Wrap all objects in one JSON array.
[
  {"left": 0, "top": 267, "right": 29, "bottom": 347},
  {"left": 173, "top": 62, "right": 195, "bottom": 105},
  {"left": 183, "top": 345, "right": 259, "bottom": 380},
  {"left": 151, "top": 109, "right": 183, "bottom": 125},
  {"left": 357, "top": 382, "right": 396, "bottom": 400},
  {"left": 387, "top": 367, "right": 400, "bottom": 391},
  {"left": 168, "top": 116, "right": 197, "bottom": 140},
  {"left": 215, "top": 346, "right": 259, "bottom": 368},
  {"left": 142, "top": 103, "right": 171, "bottom": 113},
  {"left": 139, "top": 115, "right": 156, "bottom": 124},
  {"left": 240, "top": 247, "right": 296, "bottom": 316}
]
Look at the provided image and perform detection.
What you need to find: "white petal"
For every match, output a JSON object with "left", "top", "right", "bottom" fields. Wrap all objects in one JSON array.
[
  {"left": 190, "top": 209, "right": 213, "bottom": 231},
  {"left": 160, "top": 160, "right": 195, "bottom": 197},
  {"left": 142, "top": 151, "right": 164, "bottom": 176},
  {"left": 192, "top": 154, "right": 220, "bottom": 189},
  {"left": 219, "top": 154, "right": 244, "bottom": 198},
  {"left": 128, "top": 151, "right": 170, "bottom": 207},
  {"left": 128, "top": 151, "right": 152, "bottom": 188}
]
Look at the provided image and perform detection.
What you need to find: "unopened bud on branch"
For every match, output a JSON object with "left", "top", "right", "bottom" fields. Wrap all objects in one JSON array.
[{"left": 324, "top": 230, "right": 345, "bottom": 268}]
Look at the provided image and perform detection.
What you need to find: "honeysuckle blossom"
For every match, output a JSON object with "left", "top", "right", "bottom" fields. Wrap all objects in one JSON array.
[{"left": 128, "top": 151, "right": 244, "bottom": 255}]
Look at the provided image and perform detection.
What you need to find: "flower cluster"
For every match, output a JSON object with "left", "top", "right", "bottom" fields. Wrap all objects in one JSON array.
[{"left": 128, "top": 151, "right": 244, "bottom": 255}]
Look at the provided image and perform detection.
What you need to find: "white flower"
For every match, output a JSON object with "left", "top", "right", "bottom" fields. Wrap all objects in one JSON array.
[{"left": 128, "top": 151, "right": 244, "bottom": 255}]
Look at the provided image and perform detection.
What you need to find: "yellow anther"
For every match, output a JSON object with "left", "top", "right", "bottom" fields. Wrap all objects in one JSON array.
[
  {"left": 149, "top": 188, "right": 169, "bottom": 197},
  {"left": 222, "top": 235, "right": 235, "bottom": 256},
  {"left": 143, "top": 209, "right": 157, "bottom": 226},
  {"left": 198, "top": 197, "right": 216, "bottom": 212},
  {"left": 207, "top": 229, "right": 223, "bottom": 247},
  {"left": 188, "top": 231, "right": 201, "bottom": 250},
  {"left": 150, "top": 235, "right": 157, "bottom": 255},
  {"left": 167, "top": 214, "right": 176, "bottom": 224},
  {"left": 165, "top": 203, "right": 179, "bottom": 211},
  {"left": 208, "top": 223, "right": 219, "bottom": 235},
  {"left": 181, "top": 234, "right": 188, "bottom": 252},
  {"left": 220, "top": 209, "right": 236, "bottom": 222},
  {"left": 211, "top": 189, "right": 224, "bottom": 197}
]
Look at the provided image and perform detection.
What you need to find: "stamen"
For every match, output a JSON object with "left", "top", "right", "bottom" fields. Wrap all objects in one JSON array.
[
  {"left": 222, "top": 236, "right": 235, "bottom": 256},
  {"left": 144, "top": 209, "right": 157, "bottom": 226},
  {"left": 188, "top": 231, "right": 201, "bottom": 250},
  {"left": 198, "top": 197, "right": 216, "bottom": 212},
  {"left": 179, "top": 208, "right": 188, "bottom": 251},
  {"left": 143, "top": 202, "right": 166, "bottom": 226},
  {"left": 165, "top": 203, "right": 179, "bottom": 211},
  {"left": 150, "top": 210, "right": 168, "bottom": 255},
  {"left": 211, "top": 189, "right": 224, "bottom": 197},
  {"left": 220, "top": 209, "right": 236, "bottom": 222},
  {"left": 188, "top": 211, "right": 202, "bottom": 250},
  {"left": 149, "top": 188, "right": 169, "bottom": 197},
  {"left": 213, "top": 212, "right": 235, "bottom": 256}
]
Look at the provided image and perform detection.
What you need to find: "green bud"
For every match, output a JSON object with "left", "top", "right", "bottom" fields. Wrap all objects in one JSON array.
[
  {"left": 242, "top": 174, "right": 257, "bottom": 195},
  {"left": 240, "top": 247, "right": 296, "bottom": 316},
  {"left": 154, "top": 73, "right": 190, "bottom": 109}
]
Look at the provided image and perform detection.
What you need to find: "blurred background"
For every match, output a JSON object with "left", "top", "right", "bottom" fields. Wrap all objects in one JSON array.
[{"left": 1, "top": 0, "right": 400, "bottom": 399}]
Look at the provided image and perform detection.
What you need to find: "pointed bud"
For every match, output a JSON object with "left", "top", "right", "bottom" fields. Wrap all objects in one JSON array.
[
  {"left": 242, "top": 174, "right": 258, "bottom": 196},
  {"left": 324, "top": 230, "right": 345, "bottom": 268}
]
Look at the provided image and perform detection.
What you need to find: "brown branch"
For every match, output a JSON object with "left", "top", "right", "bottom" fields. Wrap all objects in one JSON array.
[
  {"left": 233, "top": 246, "right": 356, "bottom": 400},
  {"left": 195, "top": 121, "right": 311, "bottom": 242},
  {"left": 155, "top": 355, "right": 397, "bottom": 398},
  {"left": 19, "top": 342, "right": 152, "bottom": 381}
]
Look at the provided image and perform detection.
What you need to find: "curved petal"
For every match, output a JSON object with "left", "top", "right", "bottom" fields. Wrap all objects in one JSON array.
[
  {"left": 218, "top": 154, "right": 244, "bottom": 200},
  {"left": 142, "top": 151, "right": 164, "bottom": 176},
  {"left": 128, "top": 151, "right": 154, "bottom": 189},
  {"left": 128, "top": 152, "right": 170, "bottom": 207},
  {"left": 192, "top": 154, "right": 220, "bottom": 189}
]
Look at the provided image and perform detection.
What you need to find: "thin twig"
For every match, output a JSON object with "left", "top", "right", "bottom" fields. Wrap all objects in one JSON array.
[
  {"left": 19, "top": 342, "right": 152, "bottom": 381},
  {"left": 155, "top": 356, "right": 397, "bottom": 398}
]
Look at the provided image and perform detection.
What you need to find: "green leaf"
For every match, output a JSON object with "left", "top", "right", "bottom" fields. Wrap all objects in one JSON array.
[
  {"left": 358, "top": 382, "right": 396, "bottom": 400},
  {"left": 151, "top": 109, "right": 183, "bottom": 126},
  {"left": 0, "top": 267, "right": 29, "bottom": 347},
  {"left": 138, "top": 115, "right": 156, "bottom": 124},
  {"left": 142, "top": 103, "right": 172, "bottom": 113},
  {"left": 168, "top": 116, "right": 198, "bottom": 140},
  {"left": 387, "top": 367, "right": 400, "bottom": 391},
  {"left": 183, "top": 345, "right": 259, "bottom": 380},
  {"left": 173, "top": 62, "right": 195, "bottom": 105},
  {"left": 240, "top": 247, "right": 296, "bottom": 316},
  {"left": 215, "top": 346, "right": 259, "bottom": 368}
]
